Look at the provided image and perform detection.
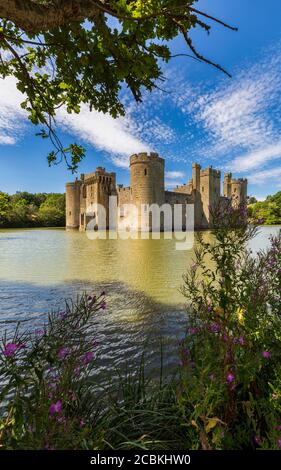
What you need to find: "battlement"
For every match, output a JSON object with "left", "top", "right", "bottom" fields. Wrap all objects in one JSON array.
[
  {"left": 117, "top": 185, "right": 130, "bottom": 191},
  {"left": 130, "top": 152, "right": 164, "bottom": 165},
  {"left": 83, "top": 167, "right": 116, "bottom": 183},
  {"left": 66, "top": 181, "right": 80, "bottom": 187},
  {"left": 66, "top": 152, "right": 247, "bottom": 231},
  {"left": 231, "top": 178, "right": 248, "bottom": 184},
  {"left": 200, "top": 166, "right": 221, "bottom": 177}
]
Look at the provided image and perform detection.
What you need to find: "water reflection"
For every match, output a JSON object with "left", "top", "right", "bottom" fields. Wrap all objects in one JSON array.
[{"left": 0, "top": 226, "right": 280, "bottom": 383}]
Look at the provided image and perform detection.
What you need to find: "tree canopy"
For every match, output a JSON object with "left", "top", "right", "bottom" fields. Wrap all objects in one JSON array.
[
  {"left": 248, "top": 191, "right": 281, "bottom": 226},
  {"left": 0, "top": 1, "right": 237, "bottom": 171},
  {"left": 0, "top": 191, "right": 65, "bottom": 227}
]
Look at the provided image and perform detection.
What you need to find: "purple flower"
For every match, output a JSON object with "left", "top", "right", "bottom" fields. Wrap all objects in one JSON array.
[
  {"left": 49, "top": 400, "right": 62, "bottom": 416},
  {"left": 223, "top": 333, "right": 230, "bottom": 343},
  {"left": 207, "top": 305, "right": 213, "bottom": 313},
  {"left": 80, "top": 419, "right": 85, "bottom": 428},
  {"left": 48, "top": 382, "right": 57, "bottom": 391},
  {"left": 100, "top": 300, "right": 107, "bottom": 310},
  {"left": 278, "top": 437, "right": 281, "bottom": 449},
  {"left": 226, "top": 372, "right": 235, "bottom": 384},
  {"left": 181, "top": 348, "right": 190, "bottom": 358},
  {"left": 276, "top": 425, "right": 281, "bottom": 431},
  {"left": 57, "top": 416, "right": 66, "bottom": 425},
  {"left": 210, "top": 323, "right": 220, "bottom": 333},
  {"left": 254, "top": 435, "right": 262, "bottom": 446},
  {"left": 262, "top": 351, "right": 271, "bottom": 359},
  {"left": 189, "top": 327, "right": 199, "bottom": 335},
  {"left": 272, "top": 393, "right": 278, "bottom": 399},
  {"left": 59, "top": 311, "right": 67, "bottom": 320},
  {"left": 35, "top": 329, "right": 44, "bottom": 336},
  {"left": 3, "top": 342, "right": 24, "bottom": 357},
  {"left": 238, "top": 336, "right": 245, "bottom": 346},
  {"left": 57, "top": 347, "right": 70, "bottom": 360},
  {"left": 83, "top": 351, "right": 94, "bottom": 364}
]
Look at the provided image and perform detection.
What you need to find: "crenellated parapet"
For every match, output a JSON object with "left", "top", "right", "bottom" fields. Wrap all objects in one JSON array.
[
  {"left": 65, "top": 154, "right": 248, "bottom": 231},
  {"left": 130, "top": 152, "right": 164, "bottom": 166}
]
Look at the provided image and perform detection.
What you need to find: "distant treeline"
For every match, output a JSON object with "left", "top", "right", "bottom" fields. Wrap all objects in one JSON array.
[
  {"left": 0, "top": 191, "right": 65, "bottom": 228},
  {"left": 248, "top": 191, "right": 281, "bottom": 225}
]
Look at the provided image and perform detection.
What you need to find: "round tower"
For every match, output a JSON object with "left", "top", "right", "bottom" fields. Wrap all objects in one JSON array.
[
  {"left": 66, "top": 180, "right": 81, "bottom": 229},
  {"left": 130, "top": 152, "right": 165, "bottom": 205},
  {"left": 130, "top": 152, "right": 165, "bottom": 230}
]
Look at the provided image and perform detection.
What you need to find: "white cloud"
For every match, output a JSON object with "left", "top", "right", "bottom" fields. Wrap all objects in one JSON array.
[
  {"left": 165, "top": 170, "right": 185, "bottom": 179},
  {"left": 57, "top": 106, "right": 151, "bottom": 168},
  {"left": 169, "top": 43, "right": 281, "bottom": 172},
  {"left": 226, "top": 142, "right": 281, "bottom": 172},
  {"left": 247, "top": 166, "right": 281, "bottom": 185},
  {"left": 0, "top": 76, "right": 26, "bottom": 144},
  {"left": 0, "top": 77, "right": 152, "bottom": 168}
]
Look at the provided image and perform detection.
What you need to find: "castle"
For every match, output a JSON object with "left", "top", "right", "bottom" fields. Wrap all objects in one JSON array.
[{"left": 66, "top": 152, "right": 247, "bottom": 231}]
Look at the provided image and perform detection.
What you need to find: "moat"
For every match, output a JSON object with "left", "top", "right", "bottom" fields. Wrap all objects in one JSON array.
[{"left": 0, "top": 226, "right": 280, "bottom": 386}]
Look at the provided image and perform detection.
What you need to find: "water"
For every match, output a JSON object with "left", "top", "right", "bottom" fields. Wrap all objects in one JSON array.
[{"left": 0, "top": 226, "right": 280, "bottom": 384}]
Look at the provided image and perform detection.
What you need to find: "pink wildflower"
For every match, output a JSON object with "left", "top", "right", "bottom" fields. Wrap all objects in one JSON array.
[
  {"left": 3, "top": 342, "right": 24, "bottom": 357},
  {"left": 83, "top": 351, "right": 94, "bottom": 364},
  {"left": 49, "top": 400, "right": 62, "bottom": 416},
  {"left": 226, "top": 372, "right": 235, "bottom": 384}
]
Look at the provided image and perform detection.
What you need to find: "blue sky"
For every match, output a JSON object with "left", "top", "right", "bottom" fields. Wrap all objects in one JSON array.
[{"left": 1, "top": 0, "right": 281, "bottom": 199}]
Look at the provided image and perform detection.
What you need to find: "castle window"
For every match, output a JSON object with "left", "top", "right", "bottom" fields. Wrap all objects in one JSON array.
[
  {"left": 201, "top": 186, "right": 204, "bottom": 193},
  {"left": 83, "top": 185, "right": 86, "bottom": 198},
  {"left": 69, "top": 211, "right": 71, "bottom": 216},
  {"left": 144, "top": 168, "right": 147, "bottom": 176}
]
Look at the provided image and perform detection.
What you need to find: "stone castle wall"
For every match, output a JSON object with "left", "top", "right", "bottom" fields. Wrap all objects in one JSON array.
[{"left": 66, "top": 153, "right": 248, "bottom": 231}]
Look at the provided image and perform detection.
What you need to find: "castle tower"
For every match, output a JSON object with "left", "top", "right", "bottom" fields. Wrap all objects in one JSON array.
[
  {"left": 130, "top": 152, "right": 165, "bottom": 230},
  {"left": 200, "top": 167, "right": 221, "bottom": 228},
  {"left": 230, "top": 178, "right": 248, "bottom": 207},
  {"left": 223, "top": 173, "right": 232, "bottom": 198},
  {"left": 66, "top": 179, "right": 81, "bottom": 229},
  {"left": 192, "top": 163, "right": 201, "bottom": 191},
  {"left": 83, "top": 167, "right": 116, "bottom": 230}
]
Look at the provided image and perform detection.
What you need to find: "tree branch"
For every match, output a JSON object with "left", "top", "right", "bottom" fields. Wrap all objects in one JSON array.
[
  {"left": 171, "top": 17, "right": 232, "bottom": 78},
  {"left": 0, "top": 1, "right": 238, "bottom": 34}
]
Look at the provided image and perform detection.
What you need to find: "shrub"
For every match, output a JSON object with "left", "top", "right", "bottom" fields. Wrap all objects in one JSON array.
[
  {"left": 0, "top": 294, "right": 185, "bottom": 450},
  {"left": 178, "top": 201, "right": 281, "bottom": 450},
  {"left": 0, "top": 294, "right": 106, "bottom": 449}
]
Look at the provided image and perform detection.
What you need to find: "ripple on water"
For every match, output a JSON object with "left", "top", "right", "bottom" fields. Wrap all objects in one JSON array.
[{"left": 0, "top": 226, "right": 279, "bottom": 386}]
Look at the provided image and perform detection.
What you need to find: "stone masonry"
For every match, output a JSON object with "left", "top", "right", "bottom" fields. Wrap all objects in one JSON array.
[{"left": 66, "top": 153, "right": 247, "bottom": 231}]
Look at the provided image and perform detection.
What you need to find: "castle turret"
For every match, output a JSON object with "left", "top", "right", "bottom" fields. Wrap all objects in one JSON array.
[
  {"left": 66, "top": 180, "right": 81, "bottom": 229},
  {"left": 224, "top": 172, "right": 232, "bottom": 198},
  {"left": 192, "top": 163, "right": 201, "bottom": 191},
  {"left": 230, "top": 178, "right": 248, "bottom": 206},
  {"left": 130, "top": 152, "right": 165, "bottom": 230},
  {"left": 83, "top": 167, "right": 116, "bottom": 230},
  {"left": 200, "top": 166, "right": 221, "bottom": 228}
]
